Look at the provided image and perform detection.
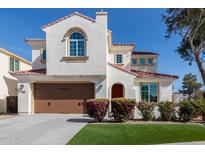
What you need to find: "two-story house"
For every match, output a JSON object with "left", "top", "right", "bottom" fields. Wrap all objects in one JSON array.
[
  {"left": 13, "top": 11, "right": 178, "bottom": 116},
  {"left": 0, "top": 48, "right": 31, "bottom": 113}
]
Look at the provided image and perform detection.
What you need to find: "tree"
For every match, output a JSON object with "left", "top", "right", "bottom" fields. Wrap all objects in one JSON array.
[
  {"left": 180, "top": 73, "right": 203, "bottom": 100},
  {"left": 163, "top": 9, "right": 205, "bottom": 86}
]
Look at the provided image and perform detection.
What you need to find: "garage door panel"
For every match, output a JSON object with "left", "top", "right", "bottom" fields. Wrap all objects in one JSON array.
[
  {"left": 35, "top": 100, "right": 87, "bottom": 113},
  {"left": 34, "top": 83, "right": 94, "bottom": 113}
]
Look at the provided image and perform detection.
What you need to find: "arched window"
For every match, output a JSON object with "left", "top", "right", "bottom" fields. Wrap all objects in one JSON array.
[{"left": 69, "top": 32, "right": 85, "bottom": 56}]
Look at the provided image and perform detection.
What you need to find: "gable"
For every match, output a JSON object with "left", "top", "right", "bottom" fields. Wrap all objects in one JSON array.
[{"left": 42, "top": 12, "right": 95, "bottom": 30}]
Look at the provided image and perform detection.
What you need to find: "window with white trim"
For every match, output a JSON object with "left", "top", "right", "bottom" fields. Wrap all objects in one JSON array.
[
  {"left": 41, "top": 49, "right": 46, "bottom": 61},
  {"left": 10, "top": 57, "right": 19, "bottom": 72},
  {"left": 69, "top": 32, "right": 85, "bottom": 56},
  {"left": 139, "top": 58, "right": 145, "bottom": 65},
  {"left": 147, "top": 58, "right": 154, "bottom": 65},
  {"left": 140, "top": 83, "right": 158, "bottom": 102},
  {"left": 132, "top": 59, "right": 138, "bottom": 65},
  {"left": 116, "top": 54, "right": 123, "bottom": 64}
]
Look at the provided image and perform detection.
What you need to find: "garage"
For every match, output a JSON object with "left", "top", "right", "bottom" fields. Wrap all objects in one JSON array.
[{"left": 34, "top": 83, "right": 95, "bottom": 113}]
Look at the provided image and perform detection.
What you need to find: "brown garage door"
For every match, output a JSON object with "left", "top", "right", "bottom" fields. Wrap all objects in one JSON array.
[{"left": 34, "top": 83, "right": 94, "bottom": 113}]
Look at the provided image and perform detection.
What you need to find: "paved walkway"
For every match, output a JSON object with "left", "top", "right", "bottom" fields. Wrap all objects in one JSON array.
[{"left": 0, "top": 114, "right": 90, "bottom": 145}]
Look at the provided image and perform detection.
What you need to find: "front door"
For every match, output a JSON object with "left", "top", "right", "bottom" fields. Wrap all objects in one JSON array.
[{"left": 111, "top": 83, "right": 124, "bottom": 98}]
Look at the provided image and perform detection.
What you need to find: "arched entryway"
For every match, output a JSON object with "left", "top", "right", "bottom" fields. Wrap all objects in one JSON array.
[{"left": 111, "top": 83, "right": 124, "bottom": 98}]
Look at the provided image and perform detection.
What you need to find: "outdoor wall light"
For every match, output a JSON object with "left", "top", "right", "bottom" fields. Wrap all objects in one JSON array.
[
  {"left": 98, "top": 85, "right": 103, "bottom": 89},
  {"left": 20, "top": 84, "right": 24, "bottom": 90},
  {"left": 19, "top": 84, "right": 25, "bottom": 93}
]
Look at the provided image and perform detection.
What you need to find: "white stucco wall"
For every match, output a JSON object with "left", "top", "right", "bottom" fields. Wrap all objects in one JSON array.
[
  {"left": 0, "top": 52, "right": 31, "bottom": 113},
  {"left": 44, "top": 13, "right": 108, "bottom": 76},
  {"left": 108, "top": 51, "right": 132, "bottom": 69},
  {"left": 135, "top": 78, "right": 174, "bottom": 102},
  {"left": 107, "top": 64, "right": 136, "bottom": 99},
  {"left": 134, "top": 78, "right": 174, "bottom": 119},
  {"left": 130, "top": 65, "right": 157, "bottom": 72},
  {"left": 32, "top": 47, "right": 46, "bottom": 69},
  {"left": 17, "top": 82, "right": 33, "bottom": 114},
  {"left": 159, "top": 80, "right": 173, "bottom": 102}
]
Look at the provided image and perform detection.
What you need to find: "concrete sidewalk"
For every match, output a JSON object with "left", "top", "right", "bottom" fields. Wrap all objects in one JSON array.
[
  {"left": 0, "top": 114, "right": 90, "bottom": 145},
  {"left": 164, "top": 141, "right": 205, "bottom": 145}
]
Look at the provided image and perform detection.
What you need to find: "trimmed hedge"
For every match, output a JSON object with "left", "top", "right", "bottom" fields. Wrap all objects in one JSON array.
[
  {"left": 158, "top": 101, "right": 176, "bottom": 121},
  {"left": 112, "top": 98, "right": 136, "bottom": 121},
  {"left": 86, "top": 99, "right": 109, "bottom": 122},
  {"left": 137, "top": 102, "right": 156, "bottom": 121}
]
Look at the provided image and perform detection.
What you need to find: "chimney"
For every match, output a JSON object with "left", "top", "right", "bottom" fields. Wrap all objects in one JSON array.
[{"left": 96, "top": 11, "right": 108, "bottom": 29}]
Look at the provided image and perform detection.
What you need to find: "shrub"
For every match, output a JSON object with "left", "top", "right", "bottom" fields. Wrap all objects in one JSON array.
[
  {"left": 200, "top": 99, "right": 205, "bottom": 121},
  {"left": 190, "top": 99, "right": 204, "bottom": 118},
  {"left": 111, "top": 98, "right": 136, "bottom": 121},
  {"left": 137, "top": 102, "right": 156, "bottom": 121},
  {"left": 202, "top": 112, "right": 205, "bottom": 121},
  {"left": 178, "top": 100, "right": 195, "bottom": 121},
  {"left": 86, "top": 99, "right": 109, "bottom": 122},
  {"left": 158, "top": 101, "right": 176, "bottom": 121}
]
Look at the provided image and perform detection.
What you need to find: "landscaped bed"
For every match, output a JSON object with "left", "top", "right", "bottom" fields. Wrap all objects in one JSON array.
[{"left": 68, "top": 123, "right": 205, "bottom": 145}]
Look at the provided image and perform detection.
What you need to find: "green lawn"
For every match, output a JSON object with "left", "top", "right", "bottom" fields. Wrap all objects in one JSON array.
[{"left": 68, "top": 124, "right": 205, "bottom": 145}]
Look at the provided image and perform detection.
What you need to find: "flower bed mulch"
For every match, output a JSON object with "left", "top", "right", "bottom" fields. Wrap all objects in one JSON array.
[{"left": 89, "top": 118, "right": 205, "bottom": 126}]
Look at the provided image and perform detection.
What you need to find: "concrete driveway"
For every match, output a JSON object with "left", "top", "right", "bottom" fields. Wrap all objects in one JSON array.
[{"left": 0, "top": 114, "right": 90, "bottom": 145}]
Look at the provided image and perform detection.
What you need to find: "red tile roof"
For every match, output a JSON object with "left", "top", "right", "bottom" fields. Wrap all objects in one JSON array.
[
  {"left": 113, "top": 43, "right": 135, "bottom": 47},
  {"left": 131, "top": 69, "right": 179, "bottom": 79},
  {"left": 13, "top": 69, "right": 46, "bottom": 75},
  {"left": 42, "top": 12, "right": 96, "bottom": 29},
  {"left": 132, "top": 51, "right": 159, "bottom": 55},
  {"left": 108, "top": 63, "right": 178, "bottom": 79},
  {"left": 13, "top": 64, "right": 178, "bottom": 79}
]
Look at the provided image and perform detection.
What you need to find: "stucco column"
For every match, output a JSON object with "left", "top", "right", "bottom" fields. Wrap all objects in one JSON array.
[
  {"left": 108, "top": 84, "right": 112, "bottom": 118},
  {"left": 17, "top": 82, "right": 33, "bottom": 114}
]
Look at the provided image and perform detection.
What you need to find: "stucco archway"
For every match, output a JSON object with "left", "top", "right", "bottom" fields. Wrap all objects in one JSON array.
[{"left": 111, "top": 83, "right": 124, "bottom": 98}]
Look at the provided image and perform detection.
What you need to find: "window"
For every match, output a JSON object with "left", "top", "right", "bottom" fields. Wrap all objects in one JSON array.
[
  {"left": 15, "top": 60, "right": 19, "bottom": 71},
  {"left": 41, "top": 49, "right": 46, "bottom": 61},
  {"left": 69, "top": 32, "right": 85, "bottom": 56},
  {"left": 116, "top": 54, "right": 123, "bottom": 64},
  {"left": 10, "top": 57, "right": 19, "bottom": 72},
  {"left": 147, "top": 58, "right": 154, "bottom": 65},
  {"left": 141, "top": 83, "right": 158, "bottom": 102},
  {"left": 10, "top": 58, "right": 14, "bottom": 72},
  {"left": 132, "top": 59, "right": 138, "bottom": 65},
  {"left": 139, "top": 58, "right": 145, "bottom": 65}
]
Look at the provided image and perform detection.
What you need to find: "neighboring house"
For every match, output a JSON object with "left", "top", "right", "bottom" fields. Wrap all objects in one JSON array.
[
  {"left": 0, "top": 48, "right": 31, "bottom": 113},
  {"left": 13, "top": 12, "right": 178, "bottom": 116},
  {"left": 173, "top": 92, "right": 189, "bottom": 103}
]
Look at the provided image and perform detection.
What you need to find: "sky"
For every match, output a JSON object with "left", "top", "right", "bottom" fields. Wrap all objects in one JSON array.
[{"left": 0, "top": 8, "right": 203, "bottom": 91}]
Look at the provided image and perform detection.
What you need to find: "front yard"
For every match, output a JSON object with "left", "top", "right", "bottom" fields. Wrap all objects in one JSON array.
[{"left": 68, "top": 123, "right": 205, "bottom": 145}]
